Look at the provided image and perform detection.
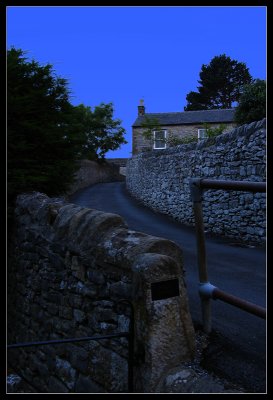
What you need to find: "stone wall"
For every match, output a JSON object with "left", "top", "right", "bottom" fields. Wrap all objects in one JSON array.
[
  {"left": 132, "top": 122, "right": 236, "bottom": 154},
  {"left": 105, "top": 158, "right": 129, "bottom": 167},
  {"left": 127, "top": 119, "right": 266, "bottom": 246},
  {"left": 105, "top": 158, "right": 129, "bottom": 176},
  {"left": 7, "top": 192, "right": 195, "bottom": 393},
  {"left": 67, "top": 159, "right": 125, "bottom": 195}
]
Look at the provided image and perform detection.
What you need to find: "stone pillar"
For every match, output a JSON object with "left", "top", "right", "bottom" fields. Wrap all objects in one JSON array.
[{"left": 132, "top": 253, "right": 195, "bottom": 393}]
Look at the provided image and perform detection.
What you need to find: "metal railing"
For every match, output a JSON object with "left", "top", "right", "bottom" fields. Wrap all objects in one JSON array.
[
  {"left": 7, "top": 300, "right": 134, "bottom": 393},
  {"left": 189, "top": 178, "right": 266, "bottom": 333}
]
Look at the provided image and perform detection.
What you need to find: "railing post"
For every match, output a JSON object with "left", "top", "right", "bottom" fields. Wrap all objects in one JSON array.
[
  {"left": 190, "top": 178, "right": 266, "bottom": 333},
  {"left": 190, "top": 178, "right": 212, "bottom": 333}
]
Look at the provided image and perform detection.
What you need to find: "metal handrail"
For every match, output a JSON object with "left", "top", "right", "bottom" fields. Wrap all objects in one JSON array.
[
  {"left": 7, "top": 332, "right": 129, "bottom": 349},
  {"left": 190, "top": 178, "right": 266, "bottom": 333},
  {"left": 197, "top": 178, "right": 266, "bottom": 193}
]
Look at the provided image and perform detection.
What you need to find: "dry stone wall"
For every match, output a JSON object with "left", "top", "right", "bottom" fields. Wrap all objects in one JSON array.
[
  {"left": 7, "top": 192, "right": 195, "bottom": 393},
  {"left": 67, "top": 159, "right": 125, "bottom": 195},
  {"left": 126, "top": 119, "right": 266, "bottom": 246}
]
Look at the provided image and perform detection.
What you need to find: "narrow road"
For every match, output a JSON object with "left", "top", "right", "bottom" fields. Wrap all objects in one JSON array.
[{"left": 69, "top": 181, "right": 266, "bottom": 393}]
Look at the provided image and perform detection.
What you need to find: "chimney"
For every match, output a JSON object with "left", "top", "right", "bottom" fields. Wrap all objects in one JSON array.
[{"left": 138, "top": 99, "right": 145, "bottom": 116}]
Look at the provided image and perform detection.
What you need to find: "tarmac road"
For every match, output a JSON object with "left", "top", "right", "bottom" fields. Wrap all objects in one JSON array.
[{"left": 69, "top": 181, "right": 267, "bottom": 393}]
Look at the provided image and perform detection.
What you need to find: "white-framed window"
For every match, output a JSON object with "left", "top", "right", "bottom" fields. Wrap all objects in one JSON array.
[
  {"left": 153, "top": 130, "right": 167, "bottom": 149},
  {"left": 198, "top": 128, "right": 208, "bottom": 140}
]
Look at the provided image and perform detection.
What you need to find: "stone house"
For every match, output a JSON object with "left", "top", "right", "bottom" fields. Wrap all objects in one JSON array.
[{"left": 132, "top": 101, "right": 236, "bottom": 155}]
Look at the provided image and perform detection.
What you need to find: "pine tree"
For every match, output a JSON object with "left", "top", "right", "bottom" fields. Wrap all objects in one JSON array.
[{"left": 184, "top": 54, "right": 252, "bottom": 110}]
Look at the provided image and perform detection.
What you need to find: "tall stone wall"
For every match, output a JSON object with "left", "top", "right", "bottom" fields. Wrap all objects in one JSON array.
[
  {"left": 126, "top": 119, "right": 266, "bottom": 246},
  {"left": 67, "top": 159, "right": 125, "bottom": 195},
  {"left": 7, "top": 192, "right": 195, "bottom": 393}
]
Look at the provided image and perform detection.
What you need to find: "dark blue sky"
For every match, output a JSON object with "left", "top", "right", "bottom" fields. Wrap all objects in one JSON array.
[{"left": 7, "top": 6, "right": 266, "bottom": 158}]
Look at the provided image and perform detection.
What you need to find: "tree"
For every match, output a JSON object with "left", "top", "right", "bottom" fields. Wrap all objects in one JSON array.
[
  {"left": 234, "top": 79, "right": 266, "bottom": 125},
  {"left": 7, "top": 47, "right": 82, "bottom": 213},
  {"left": 184, "top": 54, "right": 252, "bottom": 110},
  {"left": 74, "top": 103, "right": 127, "bottom": 162},
  {"left": 7, "top": 47, "right": 127, "bottom": 217}
]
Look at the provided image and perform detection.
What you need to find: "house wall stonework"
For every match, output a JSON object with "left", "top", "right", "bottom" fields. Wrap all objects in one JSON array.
[
  {"left": 127, "top": 119, "right": 266, "bottom": 246},
  {"left": 132, "top": 122, "right": 236, "bottom": 155}
]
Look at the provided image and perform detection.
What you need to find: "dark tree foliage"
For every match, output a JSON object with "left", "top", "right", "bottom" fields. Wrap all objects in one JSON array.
[
  {"left": 184, "top": 54, "right": 252, "bottom": 110},
  {"left": 7, "top": 48, "right": 127, "bottom": 222},
  {"left": 234, "top": 79, "right": 266, "bottom": 125},
  {"left": 7, "top": 47, "right": 81, "bottom": 208},
  {"left": 73, "top": 103, "right": 127, "bottom": 162}
]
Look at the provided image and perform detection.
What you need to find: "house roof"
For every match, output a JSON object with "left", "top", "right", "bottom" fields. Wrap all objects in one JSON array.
[{"left": 132, "top": 108, "right": 236, "bottom": 127}]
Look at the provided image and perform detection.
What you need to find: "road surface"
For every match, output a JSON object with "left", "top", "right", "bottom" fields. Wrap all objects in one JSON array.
[{"left": 69, "top": 181, "right": 266, "bottom": 393}]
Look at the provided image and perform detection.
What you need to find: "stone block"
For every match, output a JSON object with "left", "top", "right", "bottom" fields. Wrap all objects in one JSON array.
[
  {"left": 69, "top": 346, "right": 89, "bottom": 375},
  {"left": 75, "top": 374, "right": 106, "bottom": 393},
  {"left": 73, "top": 309, "right": 86, "bottom": 323},
  {"left": 48, "top": 376, "right": 69, "bottom": 393},
  {"left": 58, "top": 306, "right": 73, "bottom": 320},
  {"left": 55, "top": 357, "right": 77, "bottom": 390}
]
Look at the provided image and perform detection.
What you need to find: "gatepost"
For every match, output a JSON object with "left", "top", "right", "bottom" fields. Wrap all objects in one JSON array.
[{"left": 132, "top": 252, "right": 196, "bottom": 393}]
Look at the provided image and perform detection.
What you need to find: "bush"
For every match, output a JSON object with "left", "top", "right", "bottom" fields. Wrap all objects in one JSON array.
[{"left": 167, "top": 134, "right": 198, "bottom": 146}]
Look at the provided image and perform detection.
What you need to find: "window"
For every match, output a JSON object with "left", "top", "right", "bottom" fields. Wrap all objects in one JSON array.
[
  {"left": 153, "top": 130, "right": 167, "bottom": 149},
  {"left": 198, "top": 128, "right": 208, "bottom": 140}
]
